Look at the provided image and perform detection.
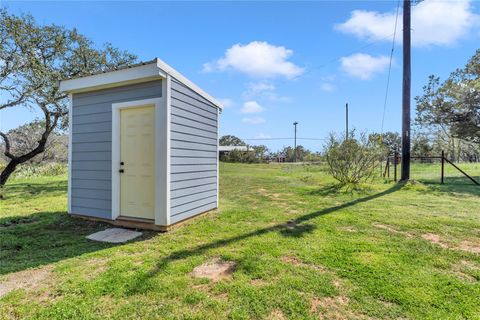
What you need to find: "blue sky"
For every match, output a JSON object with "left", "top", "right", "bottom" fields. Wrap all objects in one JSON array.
[{"left": 1, "top": 1, "right": 479, "bottom": 152}]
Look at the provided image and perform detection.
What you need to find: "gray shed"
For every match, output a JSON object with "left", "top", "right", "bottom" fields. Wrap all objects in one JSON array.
[{"left": 59, "top": 58, "right": 223, "bottom": 230}]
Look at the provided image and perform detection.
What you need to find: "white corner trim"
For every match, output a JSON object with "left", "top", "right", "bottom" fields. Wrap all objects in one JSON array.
[
  {"left": 155, "top": 58, "right": 224, "bottom": 110},
  {"left": 164, "top": 75, "right": 172, "bottom": 225},
  {"left": 111, "top": 97, "right": 164, "bottom": 223},
  {"left": 60, "top": 63, "right": 165, "bottom": 94},
  {"left": 67, "top": 94, "right": 73, "bottom": 214},
  {"left": 216, "top": 107, "right": 220, "bottom": 209}
]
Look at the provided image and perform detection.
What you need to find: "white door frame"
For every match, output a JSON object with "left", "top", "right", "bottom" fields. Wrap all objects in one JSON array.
[{"left": 111, "top": 96, "right": 168, "bottom": 225}]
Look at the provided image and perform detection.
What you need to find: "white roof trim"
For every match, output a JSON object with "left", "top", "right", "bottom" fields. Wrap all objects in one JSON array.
[
  {"left": 59, "top": 63, "right": 165, "bottom": 94},
  {"left": 59, "top": 58, "right": 223, "bottom": 110},
  {"left": 154, "top": 58, "right": 223, "bottom": 110}
]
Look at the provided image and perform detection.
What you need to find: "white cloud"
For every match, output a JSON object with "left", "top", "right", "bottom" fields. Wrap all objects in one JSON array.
[
  {"left": 335, "top": 0, "right": 480, "bottom": 47},
  {"left": 246, "top": 82, "right": 276, "bottom": 95},
  {"left": 218, "top": 98, "right": 234, "bottom": 108},
  {"left": 243, "top": 82, "right": 290, "bottom": 102},
  {"left": 340, "top": 53, "right": 390, "bottom": 80},
  {"left": 255, "top": 133, "right": 272, "bottom": 139},
  {"left": 241, "top": 100, "right": 265, "bottom": 114},
  {"left": 242, "top": 117, "right": 266, "bottom": 125},
  {"left": 320, "top": 83, "right": 335, "bottom": 92},
  {"left": 203, "top": 41, "right": 304, "bottom": 79}
]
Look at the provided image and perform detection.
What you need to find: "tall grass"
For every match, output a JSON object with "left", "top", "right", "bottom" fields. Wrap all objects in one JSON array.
[{"left": 0, "top": 162, "right": 67, "bottom": 180}]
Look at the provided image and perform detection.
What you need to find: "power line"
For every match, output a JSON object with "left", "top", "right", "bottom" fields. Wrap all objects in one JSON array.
[
  {"left": 380, "top": 0, "right": 401, "bottom": 138},
  {"left": 242, "top": 137, "right": 328, "bottom": 141}
]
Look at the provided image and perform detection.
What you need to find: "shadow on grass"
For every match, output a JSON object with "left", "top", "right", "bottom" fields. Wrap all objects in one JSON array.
[
  {"left": 415, "top": 176, "right": 480, "bottom": 197},
  {"left": 126, "top": 183, "right": 404, "bottom": 295},
  {"left": 0, "top": 211, "right": 155, "bottom": 275},
  {"left": 3, "top": 179, "right": 67, "bottom": 200},
  {"left": 305, "top": 183, "right": 377, "bottom": 197}
]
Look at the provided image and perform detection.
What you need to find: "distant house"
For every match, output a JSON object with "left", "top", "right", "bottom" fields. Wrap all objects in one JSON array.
[
  {"left": 276, "top": 153, "right": 287, "bottom": 163},
  {"left": 218, "top": 145, "right": 248, "bottom": 158},
  {"left": 59, "top": 58, "right": 223, "bottom": 231}
]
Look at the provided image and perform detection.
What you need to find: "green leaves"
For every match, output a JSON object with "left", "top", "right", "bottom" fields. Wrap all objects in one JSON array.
[
  {"left": 0, "top": 9, "right": 137, "bottom": 186},
  {"left": 415, "top": 50, "right": 480, "bottom": 144}
]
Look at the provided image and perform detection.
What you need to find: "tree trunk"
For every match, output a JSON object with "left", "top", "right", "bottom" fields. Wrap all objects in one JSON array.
[
  {"left": 0, "top": 160, "right": 19, "bottom": 187},
  {"left": 0, "top": 139, "right": 47, "bottom": 191}
]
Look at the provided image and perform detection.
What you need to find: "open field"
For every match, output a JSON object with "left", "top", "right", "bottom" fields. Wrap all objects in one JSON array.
[{"left": 1, "top": 162, "right": 479, "bottom": 319}]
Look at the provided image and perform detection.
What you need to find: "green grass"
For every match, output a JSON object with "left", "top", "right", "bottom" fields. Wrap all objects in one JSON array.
[{"left": 1, "top": 163, "right": 479, "bottom": 319}]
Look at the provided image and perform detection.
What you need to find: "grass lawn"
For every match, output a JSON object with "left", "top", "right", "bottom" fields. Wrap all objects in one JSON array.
[{"left": 1, "top": 162, "right": 479, "bottom": 319}]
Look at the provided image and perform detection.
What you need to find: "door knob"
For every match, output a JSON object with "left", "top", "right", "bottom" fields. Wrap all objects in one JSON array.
[
  {"left": 120, "top": 162, "right": 124, "bottom": 165},
  {"left": 119, "top": 169, "right": 124, "bottom": 173}
]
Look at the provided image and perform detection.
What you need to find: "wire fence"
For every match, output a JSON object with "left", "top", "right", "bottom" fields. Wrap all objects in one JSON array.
[{"left": 383, "top": 152, "right": 480, "bottom": 185}]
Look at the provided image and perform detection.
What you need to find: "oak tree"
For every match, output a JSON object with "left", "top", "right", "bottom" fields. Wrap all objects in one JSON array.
[{"left": 0, "top": 10, "right": 137, "bottom": 188}]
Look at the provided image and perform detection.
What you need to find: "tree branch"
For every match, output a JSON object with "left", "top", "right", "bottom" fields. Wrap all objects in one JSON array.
[{"left": 0, "top": 132, "right": 16, "bottom": 159}]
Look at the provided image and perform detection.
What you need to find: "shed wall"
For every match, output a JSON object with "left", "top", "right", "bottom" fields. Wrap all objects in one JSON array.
[
  {"left": 170, "top": 78, "right": 218, "bottom": 224},
  {"left": 70, "top": 80, "right": 162, "bottom": 219}
]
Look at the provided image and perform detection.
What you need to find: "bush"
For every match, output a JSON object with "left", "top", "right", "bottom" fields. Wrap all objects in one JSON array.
[
  {"left": 11, "top": 162, "right": 67, "bottom": 179},
  {"left": 325, "top": 133, "right": 386, "bottom": 185},
  {"left": 220, "top": 149, "right": 261, "bottom": 163}
]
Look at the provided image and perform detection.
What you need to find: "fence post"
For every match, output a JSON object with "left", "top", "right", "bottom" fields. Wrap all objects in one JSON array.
[
  {"left": 441, "top": 150, "right": 445, "bottom": 184},
  {"left": 387, "top": 157, "right": 390, "bottom": 178},
  {"left": 394, "top": 151, "right": 398, "bottom": 182}
]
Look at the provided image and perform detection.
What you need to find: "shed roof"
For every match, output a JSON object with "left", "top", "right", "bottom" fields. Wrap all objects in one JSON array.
[{"left": 59, "top": 57, "right": 223, "bottom": 110}]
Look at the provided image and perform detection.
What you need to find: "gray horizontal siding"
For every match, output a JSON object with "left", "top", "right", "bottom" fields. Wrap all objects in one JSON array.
[
  {"left": 171, "top": 176, "right": 217, "bottom": 190},
  {"left": 171, "top": 164, "right": 217, "bottom": 173},
  {"left": 72, "top": 142, "right": 111, "bottom": 153},
  {"left": 171, "top": 157, "right": 217, "bottom": 165},
  {"left": 71, "top": 80, "right": 162, "bottom": 219},
  {"left": 171, "top": 131, "right": 217, "bottom": 145},
  {"left": 72, "top": 160, "right": 110, "bottom": 171},
  {"left": 171, "top": 149, "right": 217, "bottom": 158},
  {"left": 171, "top": 123, "right": 217, "bottom": 139},
  {"left": 72, "top": 188, "right": 112, "bottom": 201},
  {"left": 170, "top": 77, "right": 218, "bottom": 222},
  {"left": 171, "top": 171, "right": 217, "bottom": 182},
  {"left": 171, "top": 183, "right": 217, "bottom": 198},
  {"left": 71, "top": 207, "right": 112, "bottom": 220},
  {"left": 170, "top": 202, "right": 217, "bottom": 224}
]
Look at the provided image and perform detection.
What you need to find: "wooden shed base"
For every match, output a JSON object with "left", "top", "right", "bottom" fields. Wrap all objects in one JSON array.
[{"left": 70, "top": 208, "right": 217, "bottom": 232}]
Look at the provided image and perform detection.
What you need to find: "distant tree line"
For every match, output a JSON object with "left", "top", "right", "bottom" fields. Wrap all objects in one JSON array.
[
  {"left": 219, "top": 135, "right": 322, "bottom": 163},
  {"left": 0, "top": 121, "right": 68, "bottom": 164}
]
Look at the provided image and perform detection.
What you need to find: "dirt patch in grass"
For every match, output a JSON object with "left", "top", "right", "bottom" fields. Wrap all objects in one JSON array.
[
  {"left": 250, "top": 278, "right": 267, "bottom": 286},
  {"left": 339, "top": 226, "right": 358, "bottom": 233},
  {"left": 282, "top": 255, "right": 302, "bottom": 266},
  {"left": 421, "top": 233, "right": 449, "bottom": 248},
  {"left": 421, "top": 233, "right": 480, "bottom": 254},
  {"left": 452, "top": 260, "right": 479, "bottom": 282},
  {"left": 281, "top": 255, "right": 327, "bottom": 272},
  {"left": 268, "top": 309, "right": 286, "bottom": 320},
  {"left": 372, "top": 222, "right": 480, "bottom": 255},
  {"left": 310, "top": 295, "right": 356, "bottom": 319},
  {"left": 0, "top": 264, "right": 53, "bottom": 298},
  {"left": 373, "top": 223, "right": 414, "bottom": 238},
  {"left": 458, "top": 241, "right": 480, "bottom": 254},
  {"left": 310, "top": 295, "right": 374, "bottom": 319},
  {"left": 83, "top": 257, "right": 109, "bottom": 280},
  {"left": 191, "top": 258, "right": 236, "bottom": 282}
]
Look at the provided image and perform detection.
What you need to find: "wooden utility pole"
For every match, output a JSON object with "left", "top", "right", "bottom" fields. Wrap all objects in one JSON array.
[
  {"left": 401, "top": 0, "right": 411, "bottom": 181},
  {"left": 345, "top": 103, "right": 349, "bottom": 140},
  {"left": 293, "top": 121, "right": 298, "bottom": 162}
]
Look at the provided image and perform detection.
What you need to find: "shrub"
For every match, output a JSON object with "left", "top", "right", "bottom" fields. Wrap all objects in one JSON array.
[
  {"left": 325, "top": 133, "right": 386, "bottom": 185},
  {"left": 12, "top": 162, "right": 67, "bottom": 179}
]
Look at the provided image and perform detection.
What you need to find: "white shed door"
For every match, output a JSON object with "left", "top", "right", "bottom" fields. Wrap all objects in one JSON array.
[{"left": 120, "top": 106, "right": 155, "bottom": 220}]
